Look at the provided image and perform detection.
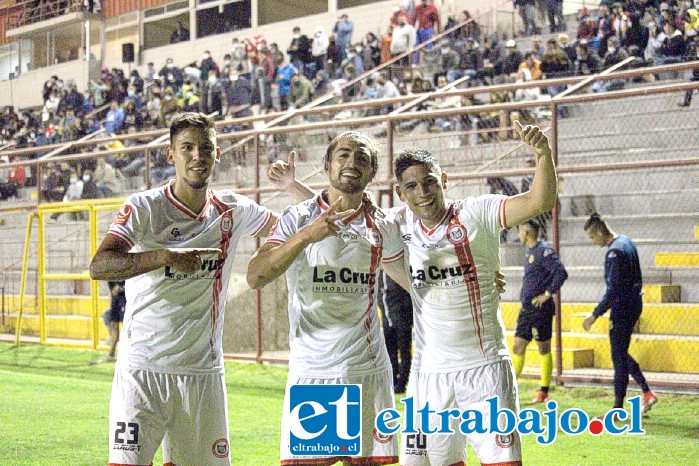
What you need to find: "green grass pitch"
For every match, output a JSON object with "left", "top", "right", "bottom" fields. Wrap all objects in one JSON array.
[{"left": 1, "top": 342, "right": 698, "bottom": 465}]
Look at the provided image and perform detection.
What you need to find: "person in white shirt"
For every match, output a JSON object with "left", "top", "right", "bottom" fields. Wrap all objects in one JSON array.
[
  {"left": 390, "top": 122, "right": 557, "bottom": 466},
  {"left": 247, "top": 131, "right": 406, "bottom": 465},
  {"left": 90, "top": 112, "right": 310, "bottom": 466}
]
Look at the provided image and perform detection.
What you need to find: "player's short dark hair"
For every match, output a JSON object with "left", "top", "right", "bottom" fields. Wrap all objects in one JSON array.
[
  {"left": 395, "top": 148, "right": 440, "bottom": 182},
  {"left": 323, "top": 131, "right": 379, "bottom": 172},
  {"left": 169, "top": 112, "right": 216, "bottom": 143},
  {"left": 584, "top": 213, "right": 611, "bottom": 234}
]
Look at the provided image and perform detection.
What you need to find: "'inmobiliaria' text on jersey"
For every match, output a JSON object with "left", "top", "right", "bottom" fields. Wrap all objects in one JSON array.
[
  {"left": 389, "top": 195, "right": 510, "bottom": 373},
  {"left": 107, "top": 181, "right": 271, "bottom": 375},
  {"left": 267, "top": 193, "right": 403, "bottom": 377}
]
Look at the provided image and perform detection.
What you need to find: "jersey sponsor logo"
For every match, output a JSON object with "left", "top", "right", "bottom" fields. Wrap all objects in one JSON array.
[
  {"left": 164, "top": 258, "right": 224, "bottom": 280},
  {"left": 170, "top": 227, "right": 184, "bottom": 241},
  {"left": 289, "top": 384, "right": 362, "bottom": 457},
  {"left": 446, "top": 223, "right": 467, "bottom": 245},
  {"left": 409, "top": 263, "right": 476, "bottom": 289},
  {"left": 402, "top": 233, "right": 412, "bottom": 244},
  {"left": 403, "top": 431, "right": 427, "bottom": 456},
  {"left": 113, "top": 204, "right": 132, "bottom": 226},
  {"left": 312, "top": 266, "right": 375, "bottom": 294},
  {"left": 212, "top": 438, "right": 229, "bottom": 458}
]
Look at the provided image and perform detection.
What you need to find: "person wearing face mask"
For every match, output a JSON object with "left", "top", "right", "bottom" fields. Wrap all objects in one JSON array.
[
  {"left": 311, "top": 27, "right": 330, "bottom": 73},
  {"left": 342, "top": 44, "right": 365, "bottom": 74},
  {"left": 81, "top": 170, "right": 103, "bottom": 200},
  {"left": 159, "top": 58, "right": 184, "bottom": 91},
  {"left": 199, "top": 51, "right": 220, "bottom": 82},
  {"left": 573, "top": 40, "right": 600, "bottom": 75},
  {"left": 200, "top": 71, "right": 224, "bottom": 116},
  {"left": 49, "top": 169, "right": 84, "bottom": 222},
  {"left": 224, "top": 71, "right": 252, "bottom": 118},
  {"left": 390, "top": 1, "right": 413, "bottom": 27},
  {"left": 390, "top": 14, "right": 417, "bottom": 65},
  {"left": 287, "top": 26, "right": 312, "bottom": 77},
  {"left": 289, "top": 72, "right": 314, "bottom": 108},
  {"left": 130, "top": 70, "right": 144, "bottom": 94},
  {"left": 160, "top": 87, "right": 180, "bottom": 121},
  {"left": 438, "top": 40, "right": 461, "bottom": 82},
  {"left": 333, "top": 13, "right": 354, "bottom": 50},
  {"left": 591, "top": 36, "right": 629, "bottom": 92}
]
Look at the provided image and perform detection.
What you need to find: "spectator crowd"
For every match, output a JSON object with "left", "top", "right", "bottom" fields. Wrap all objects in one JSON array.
[{"left": 1, "top": 0, "right": 698, "bottom": 209}]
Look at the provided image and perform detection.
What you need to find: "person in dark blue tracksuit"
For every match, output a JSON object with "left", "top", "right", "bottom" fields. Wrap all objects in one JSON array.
[
  {"left": 582, "top": 213, "right": 658, "bottom": 413},
  {"left": 512, "top": 220, "right": 568, "bottom": 403},
  {"left": 378, "top": 270, "right": 414, "bottom": 394}
]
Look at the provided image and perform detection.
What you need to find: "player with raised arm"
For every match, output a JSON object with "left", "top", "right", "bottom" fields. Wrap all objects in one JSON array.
[
  {"left": 390, "top": 121, "right": 557, "bottom": 466},
  {"left": 247, "top": 131, "right": 406, "bottom": 466},
  {"left": 90, "top": 112, "right": 311, "bottom": 466}
]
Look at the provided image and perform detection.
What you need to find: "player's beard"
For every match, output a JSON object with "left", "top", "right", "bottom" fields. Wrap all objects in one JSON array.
[
  {"left": 185, "top": 176, "right": 209, "bottom": 190},
  {"left": 330, "top": 177, "right": 364, "bottom": 194}
]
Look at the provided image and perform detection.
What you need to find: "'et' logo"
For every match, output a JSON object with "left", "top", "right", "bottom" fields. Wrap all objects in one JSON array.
[{"left": 289, "top": 384, "right": 362, "bottom": 457}]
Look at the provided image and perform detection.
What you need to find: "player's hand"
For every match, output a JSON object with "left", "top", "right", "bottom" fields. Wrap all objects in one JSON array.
[
  {"left": 582, "top": 314, "right": 597, "bottom": 332},
  {"left": 362, "top": 190, "right": 380, "bottom": 215},
  {"left": 531, "top": 293, "right": 550, "bottom": 308},
  {"left": 267, "top": 151, "right": 297, "bottom": 190},
  {"left": 514, "top": 120, "right": 551, "bottom": 160},
  {"left": 302, "top": 196, "right": 355, "bottom": 244},
  {"left": 495, "top": 270, "right": 506, "bottom": 294},
  {"left": 166, "top": 248, "right": 222, "bottom": 274}
]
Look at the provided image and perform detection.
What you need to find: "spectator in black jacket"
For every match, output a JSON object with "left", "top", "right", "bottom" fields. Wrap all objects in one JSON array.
[
  {"left": 287, "top": 26, "right": 312, "bottom": 77},
  {"left": 658, "top": 19, "right": 686, "bottom": 63},
  {"left": 199, "top": 51, "right": 219, "bottom": 82},
  {"left": 574, "top": 40, "right": 601, "bottom": 75},
  {"left": 591, "top": 36, "right": 629, "bottom": 92},
  {"left": 225, "top": 72, "right": 253, "bottom": 118},
  {"left": 170, "top": 20, "right": 190, "bottom": 43},
  {"left": 498, "top": 39, "right": 525, "bottom": 77}
]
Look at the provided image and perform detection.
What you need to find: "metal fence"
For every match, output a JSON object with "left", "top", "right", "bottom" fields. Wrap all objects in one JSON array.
[{"left": 1, "top": 62, "right": 699, "bottom": 389}]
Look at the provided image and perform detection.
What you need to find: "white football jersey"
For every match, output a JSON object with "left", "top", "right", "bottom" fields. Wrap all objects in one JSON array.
[
  {"left": 267, "top": 193, "right": 404, "bottom": 377},
  {"left": 388, "top": 195, "right": 510, "bottom": 373},
  {"left": 107, "top": 181, "right": 272, "bottom": 375}
]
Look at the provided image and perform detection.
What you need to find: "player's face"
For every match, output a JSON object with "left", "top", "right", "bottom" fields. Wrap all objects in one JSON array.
[
  {"left": 327, "top": 138, "right": 376, "bottom": 194},
  {"left": 585, "top": 228, "right": 607, "bottom": 247},
  {"left": 396, "top": 164, "right": 448, "bottom": 226},
  {"left": 168, "top": 127, "right": 220, "bottom": 190}
]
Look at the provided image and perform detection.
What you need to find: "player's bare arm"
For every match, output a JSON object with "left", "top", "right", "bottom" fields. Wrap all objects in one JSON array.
[
  {"left": 268, "top": 151, "right": 316, "bottom": 203},
  {"left": 90, "top": 234, "right": 221, "bottom": 281},
  {"left": 504, "top": 121, "right": 558, "bottom": 227},
  {"left": 382, "top": 257, "right": 410, "bottom": 291},
  {"left": 246, "top": 197, "right": 354, "bottom": 289}
]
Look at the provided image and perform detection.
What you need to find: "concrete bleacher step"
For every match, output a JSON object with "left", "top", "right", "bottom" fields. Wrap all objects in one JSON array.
[
  {"left": 655, "top": 252, "right": 699, "bottom": 267},
  {"left": 501, "top": 302, "right": 699, "bottom": 337},
  {"left": 504, "top": 336, "right": 594, "bottom": 370},
  {"left": 559, "top": 192, "right": 699, "bottom": 219},
  {"left": 1, "top": 313, "right": 109, "bottom": 341},
  {"left": 556, "top": 213, "right": 699, "bottom": 243}
]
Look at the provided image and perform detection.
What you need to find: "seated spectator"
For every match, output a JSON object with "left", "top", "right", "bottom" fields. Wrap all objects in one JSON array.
[
  {"left": 623, "top": 12, "right": 649, "bottom": 58},
  {"left": 644, "top": 19, "right": 665, "bottom": 65},
  {"left": 658, "top": 19, "right": 686, "bottom": 64},
  {"left": 540, "top": 38, "right": 571, "bottom": 97},
  {"left": 160, "top": 87, "right": 180, "bottom": 120},
  {"left": 313, "top": 70, "right": 330, "bottom": 96},
  {"left": 104, "top": 101, "right": 124, "bottom": 135},
  {"left": 122, "top": 101, "right": 143, "bottom": 132},
  {"left": 559, "top": 33, "right": 577, "bottom": 64},
  {"left": 438, "top": 40, "right": 461, "bottom": 82},
  {"left": 459, "top": 38, "right": 485, "bottom": 85},
  {"left": 528, "top": 35, "right": 545, "bottom": 59},
  {"left": 289, "top": 73, "right": 315, "bottom": 108},
  {"left": 0, "top": 156, "right": 25, "bottom": 200},
  {"left": 497, "top": 40, "right": 524, "bottom": 78},
  {"left": 170, "top": 20, "right": 190, "bottom": 44},
  {"left": 575, "top": 40, "right": 601, "bottom": 75},
  {"left": 482, "top": 34, "right": 503, "bottom": 82},
  {"left": 591, "top": 36, "right": 629, "bottom": 92},
  {"left": 49, "top": 169, "right": 83, "bottom": 222},
  {"left": 94, "top": 157, "right": 120, "bottom": 197},
  {"left": 518, "top": 52, "right": 543, "bottom": 80},
  {"left": 159, "top": 58, "right": 184, "bottom": 91},
  {"left": 81, "top": 170, "right": 102, "bottom": 200}
]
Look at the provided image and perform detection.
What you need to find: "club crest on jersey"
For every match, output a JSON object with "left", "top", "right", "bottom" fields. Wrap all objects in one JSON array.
[
  {"left": 368, "top": 228, "right": 382, "bottom": 247},
  {"left": 446, "top": 223, "right": 467, "bottom": 245},
  {"left": 114, "top": 205, "right": 132, "bottom": 226},
  {"left": 373, "top": 427, "right": 393, "bottom": 444},
  {"left": 221, "top": 213, "right": 233, "bottom": 233},
  {"left": 212, "top": 438, "right": 229, "bottom": 458},
  {"left": 495, "top": 433, "right": 514, "bottom": 448}
]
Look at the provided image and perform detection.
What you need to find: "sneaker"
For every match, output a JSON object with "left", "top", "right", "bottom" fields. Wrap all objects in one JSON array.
[
  {"left": 642, "top": 391, "right": 658, "bottom": 414},
  {"left": 532, "top": 391, "right": 549, "bottom": 404},
  {"left": 678, "top": 102, "right": 690, "bottom": 107},
  {"left": 98, "top": 355, "right": 116, "bottom": 364}
]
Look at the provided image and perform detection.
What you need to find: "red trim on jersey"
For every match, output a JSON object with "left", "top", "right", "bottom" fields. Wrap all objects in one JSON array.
[
  {"left": 449, "top": 210, "right": 486, "bottom": 358},
  {"left": 266, "top": 238, "right": 284, "bottom": 245},
  {"left": 363, "top": 209, "right": 383, "bottom": 367},
  {"left": 317, "top": 192, "right": 330, "bottom": 210},
  {"left": 419, "top": 203, "right": 454, "bottom": 236},
  {"left": 382, "top": 250, "right": 405, "bottom": 263},
  {"left": 210, "top": 194, "right": 232, "bottom": 351},
  {"left": 164, "top": 181, "right": 210, "bottom": 221},
  {"left": 281, "top": 458, "right": 339, "bottom": 465},
  {"left": 251, "top": 210, "right": 273, "bottom": 237},
  {"left": 106, "top": 230, "right": 134, "bottom": 249},
  {"left": 499, "top": 197, "right": 508, "bottom": 229},
  {"left": 317, "top": 191, "right": 364, "bottom": 225},
  {"left": 481, "top": 462, "right": 522, "bottom": 466}
]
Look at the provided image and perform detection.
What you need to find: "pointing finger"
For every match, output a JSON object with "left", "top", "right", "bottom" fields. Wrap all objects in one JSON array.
[
  {"left": 327, "top": 196, "right": 344, "bottom": 214},
  {"left": 328, "top": 209, "right": 356, "bottom": 222}
]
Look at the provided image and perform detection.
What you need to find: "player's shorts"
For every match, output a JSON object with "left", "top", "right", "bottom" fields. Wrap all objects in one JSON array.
[
  {"left": 514, "top": 303, "right": 554, "bottom": 342},
  {"left": 280, "top": 369, "right": 399, "bottom": 465},
  {"left": 108, "top": 366, "right": 230, "bottom": 466},
  {"left": 400, "top": 360, "right": 522, "bottom": 466}
]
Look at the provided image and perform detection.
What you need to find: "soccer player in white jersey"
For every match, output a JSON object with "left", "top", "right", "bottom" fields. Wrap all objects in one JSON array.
[
  {"left": 391, "top": 122, "right": 557, "bottom": 466},
  {"left": 247, "top": 131, "right": 406, "bottom": 465},
  {"left": 90, "top": 113, "right": 310, "bottom": 466}
]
